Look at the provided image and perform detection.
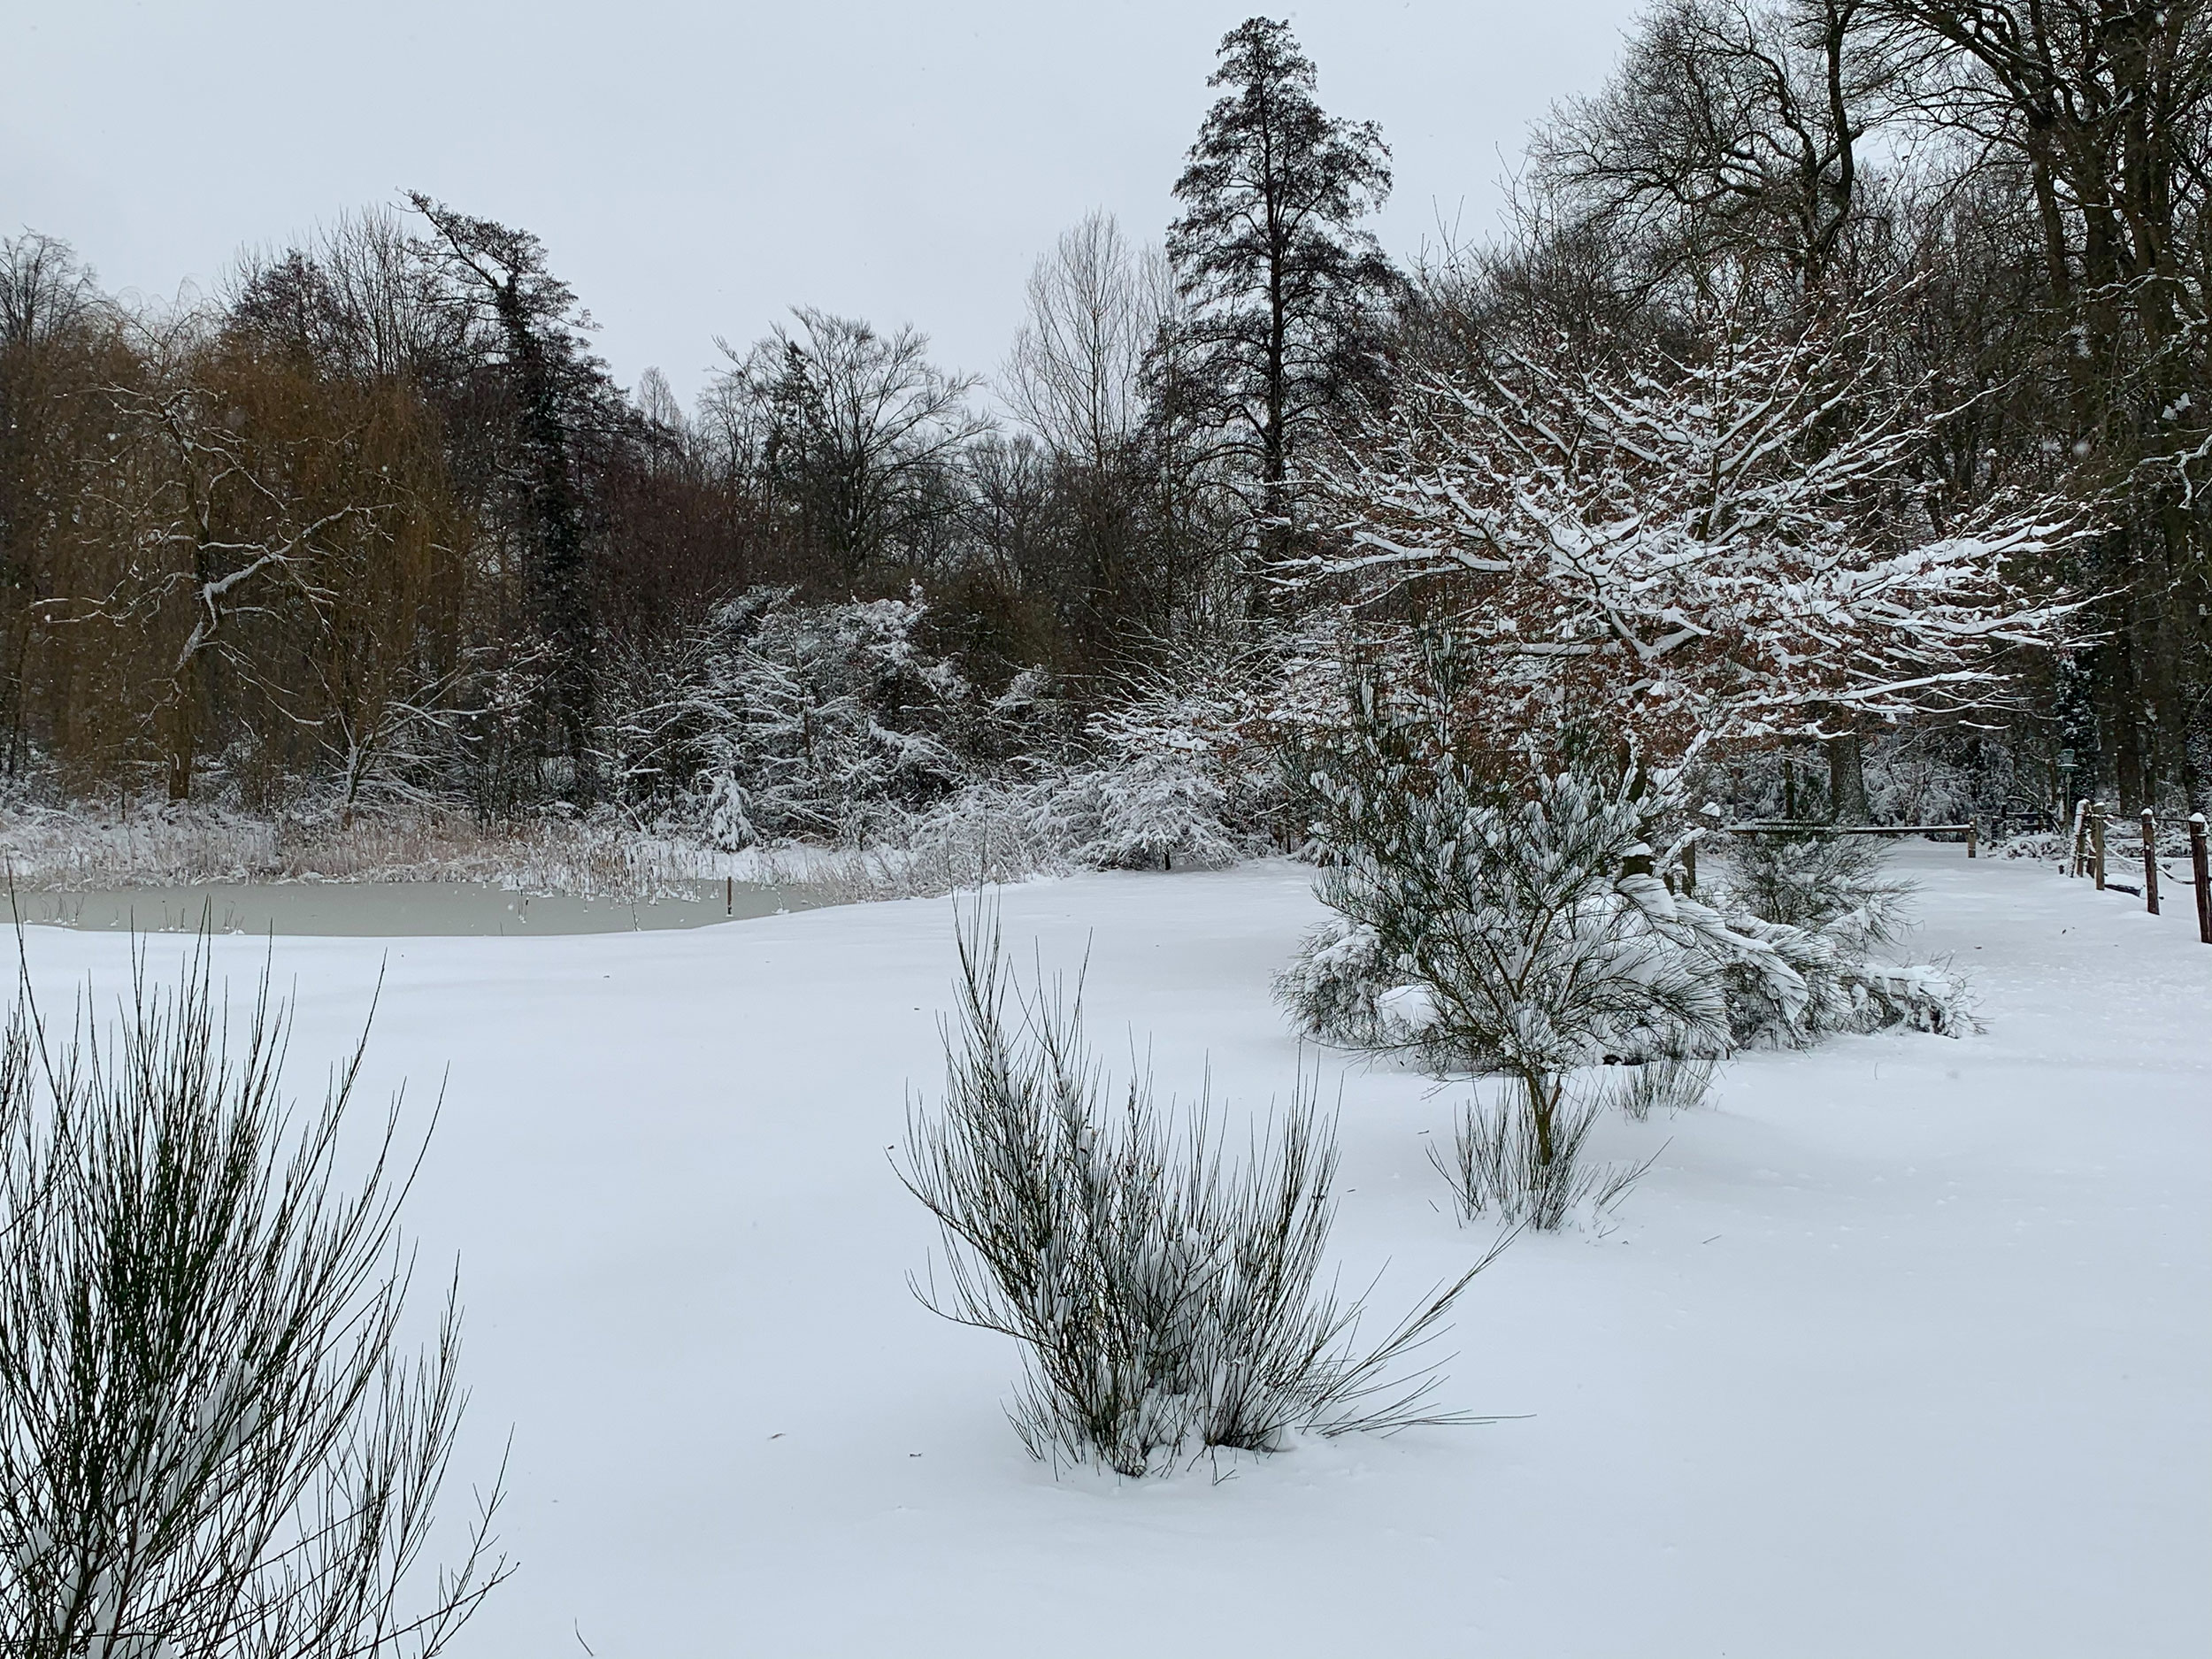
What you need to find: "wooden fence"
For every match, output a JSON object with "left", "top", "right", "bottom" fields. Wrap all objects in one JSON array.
[
  {"left": 1726, "top": 810, "right": 2212, "bottom": 946},
  {"left": 1725, "top": 820, "right": 1981, "bottom": 856},
  {"left": 2064, "top": 801, "right": 2212, "bottom": 945}
]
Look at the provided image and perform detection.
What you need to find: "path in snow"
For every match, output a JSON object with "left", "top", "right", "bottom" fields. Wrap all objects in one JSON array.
[{"left": 14, "top": 845, "right": 2208, "bottom": 1657}]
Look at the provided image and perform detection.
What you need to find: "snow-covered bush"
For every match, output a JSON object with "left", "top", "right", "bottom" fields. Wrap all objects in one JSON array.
[
  {"left": 1702, "top": 832, "right": 1971, "bottom": 1041},
  {"left": 1071, "top": 633, "right": 1302, "bottom": 870},
  {"left": 611, "top": 590, "right": 1297, "bottom": 875},
  {"left": 1702, "top": 910, "right": 1972, "bottom": 1043},
  {"left": 891, "top": 775, "right": 1082, "bottom": 890},
  {"left": 1279, "top": 639, "right": 1971, "bottom": 1222},
  {"left": 607, "top": 585, "right": 995, "bottom": 848},
  {"left": 1289, "top": 639, "right": 1732, "bottom": 1064},
  {"left": 0, "top": 941, "right": 506, "bottom": 1659},
  {"left": 899, "top": 914, "right": 1493, "bottom": 1477},
  {"left": 1718, "top": 831, "right": 1914, "bottom": 950},
  {"left": 1063, "top": 749, "right": 1248, "bottom": 871},
  {"left": 1271, "top": 912, "right": 1421, "bottom": 1057}
]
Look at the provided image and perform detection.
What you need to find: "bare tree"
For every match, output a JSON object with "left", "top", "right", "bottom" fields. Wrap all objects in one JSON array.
[
  {"left": 228, "top": 209, "right": 470, "bottom": 388},
  {"left": 1534, "top": 0, "right": 1919, "bottom": 296},
  {"left": 0, "top": 233, "right": 104, "bottom": 353},
  {"left": 1869, "top": 0, "right": 2212, "bottom": 810},
  {"left": 1004, "top": 212, "right": 1159, "bottom": 470},
  {"left": 706, "top": 309, "right": 988, "bottom": 582}
]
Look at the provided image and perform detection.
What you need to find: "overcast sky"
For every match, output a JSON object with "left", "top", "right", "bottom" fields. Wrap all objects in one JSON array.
[{"left": 3, "top": 0, "right": 1643, "bottom": 405}]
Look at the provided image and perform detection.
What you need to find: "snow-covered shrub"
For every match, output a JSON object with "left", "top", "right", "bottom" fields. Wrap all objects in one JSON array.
[
  {"left": 1064, "top": 749, "right": 1248, "bottom": 871},
  {"left": 607, "top": 585, "right": 993, "bottom": 848},
  {"left": 1718, "top": 831, "right": 1914, "bottom": 949},
  {"left": 0, "top": 941, "right": 506, "bottom": 1659},
  {"left": 2002, "top": 831, "right": 2065, "bottom": 864},
  {"left": 1701, "top": 911, "right": 1973, "bottom": 1042},
  {"left": 1706, "top": 833, "right": 1970, "bottom": 1041},
  {"left": 1072, "top": 635, "right": 1294, "bottom": 870},
  {"left": 1285, "top": 652, "right": 1725, "bottom": 1225},
  {"left": 1291, "top": 639, "right": 1729, "bottom": 1050},
  {"left": 893, "top": 775, "right": 1081, "bottom": 890},
  {"left": 1281, "top": 639, "right": 1973, "bottom": 1224},
  {"left": 899, "top": 915, "right": 1494, "bottom": 1477},
  {"left": 1432, "top": 1078, "right": 1652, "bottom": 1231},
  {"left": 1271, "top": 913, "right": 1422, "bottom": 1056}
]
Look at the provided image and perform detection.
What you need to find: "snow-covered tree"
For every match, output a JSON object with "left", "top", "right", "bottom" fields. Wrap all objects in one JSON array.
[
  {"left": 1299, "top": 294, "right": 2086, "bottom": 761},
  {"left": 608, "top": 586, "right": 979, "bottom": 846},
  {"left": 1279, "top": 635, "right": 1968, "bottom": 1221},
  {"left": 1070, "top": 636, "right": 1286, "bottom": 869}
]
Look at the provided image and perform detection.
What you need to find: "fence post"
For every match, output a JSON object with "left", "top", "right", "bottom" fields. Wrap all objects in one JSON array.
[
  {"left": 2192, "top": 814, "right": 2211, "bottom": 945},
  {"left": 2092, "top": 802, "right": 2108, "bottom": 890},
  {"left": 2141, "top": 809, "right": 2159, "bottom": 915},
  {"left": 2070, "top": 797, "right": 2089, "bottom": 877},
  {"left": 1967, "top": 818, "right": 1978, "bottom": 858}
]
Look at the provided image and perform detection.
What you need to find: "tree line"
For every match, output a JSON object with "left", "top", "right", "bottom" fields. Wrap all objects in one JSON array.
[{"left": 1, "top": 6, "right": 2204, "bottom": 834}]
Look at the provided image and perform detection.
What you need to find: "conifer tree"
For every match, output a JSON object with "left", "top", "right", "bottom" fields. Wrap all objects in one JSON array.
[
  {"left": 410, "top": 195, "right": 609, "bottom": 799},
  {"left": 1166, "top": 18, "right": 1396, "bottom": 603}
]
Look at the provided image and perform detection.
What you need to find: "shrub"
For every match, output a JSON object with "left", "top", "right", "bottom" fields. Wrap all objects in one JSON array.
[
  {"left": 1431, "top": 1077, "right": 1653, "bottom": 1232},
  {"left": 898, "top": 914, "right": 1497, "bottom": 1477},
  {"left": 0, "top": 941, "right": 506, "bottom": 1659},
  {"left": 1599, "top": 1052, "right": 1718, "bottom": 1121},
  {"left": 1717, "top": 830, "right": 1914, "bottom": 949}
]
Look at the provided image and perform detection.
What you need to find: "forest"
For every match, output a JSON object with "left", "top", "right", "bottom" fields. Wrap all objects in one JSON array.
[{"left": 2, "top": 3, "right": 2204, "bottom": 872}]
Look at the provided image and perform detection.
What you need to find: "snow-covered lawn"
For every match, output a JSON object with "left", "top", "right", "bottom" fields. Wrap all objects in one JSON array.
[{"left": 18, "top": 845, "right": 2208, "bottom": 1656}]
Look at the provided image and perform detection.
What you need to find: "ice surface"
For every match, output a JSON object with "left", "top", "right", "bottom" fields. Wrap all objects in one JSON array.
[
  {"left": 12, "top": 844, "right": 2206, "bottom": 1657},
  {"left": 3, "top": 879, "right": 826, "bottom": 936}
]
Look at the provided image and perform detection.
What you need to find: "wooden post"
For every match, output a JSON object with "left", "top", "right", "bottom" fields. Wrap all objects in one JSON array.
[
  {"left": 2140, "top": 809, "right": 2159, "bottom": 915},
  {"left": 1966, "top": 818, "right": 1978, "bottom": 858},
  {"left": 726, "top": 875, "right": 733, "bottom": 916},
  {"left": 2191, "top": 814, "right": 2211, "bottom": 945},
  {"left": 2092, "top": 802, "right": 2107, "bottom": 890},
  {"left": 2069, "top": 798, "right": 2089, "bottom": 877}
]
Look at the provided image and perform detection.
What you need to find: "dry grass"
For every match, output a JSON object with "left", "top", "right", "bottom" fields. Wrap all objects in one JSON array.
[{"left": 0, "top": 802, "right": 726, "bottom": 902}]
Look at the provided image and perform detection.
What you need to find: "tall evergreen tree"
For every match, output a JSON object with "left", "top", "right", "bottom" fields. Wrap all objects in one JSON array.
[
  {"left": 410, "top": 195, "right": 611, "bottom": 800},
  {"left": 1166, "top": 17, "right": 1396, "bottom": 601}
]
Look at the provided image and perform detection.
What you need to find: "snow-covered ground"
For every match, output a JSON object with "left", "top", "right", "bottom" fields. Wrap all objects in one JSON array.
[{"left": 16, "top": 845, "right": 2208, "bottom": 1656}]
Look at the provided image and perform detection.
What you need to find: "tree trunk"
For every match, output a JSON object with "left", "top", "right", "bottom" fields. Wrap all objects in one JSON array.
[
  {"left": 1826, "top": 731, "right": 1868, "bottom": 823},
  {"left": 161, "top": 692, "right": 196, "bottom": 802}
]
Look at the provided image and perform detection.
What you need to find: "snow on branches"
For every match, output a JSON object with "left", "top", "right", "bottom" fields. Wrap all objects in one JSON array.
[
  {"left": 1299, "top": 296, "right": 2087, "bottom": 757},
  {"left": 608, "top": 585, "right": 977, "bottom": 847}
]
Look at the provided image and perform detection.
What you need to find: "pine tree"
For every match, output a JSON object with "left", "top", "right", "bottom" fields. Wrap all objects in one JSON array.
[
  {"left": 1166, "top": 17, "right": 1396, "bottom": 602},
  {"left": 410, "top": 195, "right": 610, "bottom": 800}
]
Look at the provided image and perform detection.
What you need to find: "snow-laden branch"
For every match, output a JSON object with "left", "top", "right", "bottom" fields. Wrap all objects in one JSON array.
[{"left": 1292, "top": 297, "right": 2092, "bottom": 750}]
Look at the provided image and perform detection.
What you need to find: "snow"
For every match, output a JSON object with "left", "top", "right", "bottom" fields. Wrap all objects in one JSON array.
[{"left": 12, "top": 844, "right": 2207, "bottom": 1656}]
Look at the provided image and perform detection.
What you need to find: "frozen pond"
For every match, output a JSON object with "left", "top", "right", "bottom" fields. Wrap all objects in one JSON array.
[{"left": 2, "top": 879, "right": 833, "bottom": 937}]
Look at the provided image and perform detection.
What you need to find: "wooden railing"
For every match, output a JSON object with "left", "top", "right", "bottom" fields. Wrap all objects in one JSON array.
[
  {"left": 1724, "top": 820, "right": 1981, "bottom": 856},
  {"left": 2064, "top": 801, "right": 2212, "bottom": 944}
]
